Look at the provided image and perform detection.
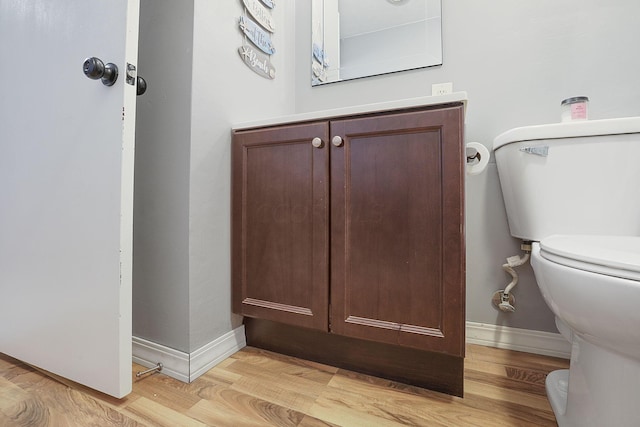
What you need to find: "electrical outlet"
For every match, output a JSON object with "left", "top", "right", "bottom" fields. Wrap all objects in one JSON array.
[{"left": 431, "top": 82, "right": 453, "bottom": 96}]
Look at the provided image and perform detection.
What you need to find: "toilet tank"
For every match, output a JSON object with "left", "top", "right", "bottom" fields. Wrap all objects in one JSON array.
[{"left": 493, "top": 117, "right": 640, "bottom": 241}]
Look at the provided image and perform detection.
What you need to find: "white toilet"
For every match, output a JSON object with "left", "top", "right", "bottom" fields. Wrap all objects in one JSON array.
[{"left": 493, "top": 117, "right": 640, "bottom": 427}]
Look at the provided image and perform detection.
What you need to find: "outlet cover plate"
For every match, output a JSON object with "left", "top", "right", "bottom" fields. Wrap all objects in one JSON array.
[{"left": 432, "top": 82, "right": 453, "bottom": 96}]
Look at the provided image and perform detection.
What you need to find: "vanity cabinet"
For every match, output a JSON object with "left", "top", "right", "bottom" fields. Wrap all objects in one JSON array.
[{"left": 232, "top": 103, "right": 466, "bottom": 395}]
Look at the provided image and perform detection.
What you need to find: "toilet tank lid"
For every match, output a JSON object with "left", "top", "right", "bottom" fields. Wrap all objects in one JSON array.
[
  {"left": 493, "top": 116, "right": 640, "bottom": 151},
  {"left": 540, "top": 235, "right": 640, "bottom": 279}
]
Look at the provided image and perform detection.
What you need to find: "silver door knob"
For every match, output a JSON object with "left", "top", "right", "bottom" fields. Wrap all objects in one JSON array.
[
  {"left": 83, "top": 57, "right": 118, "bottom": 87},
  {"left": 311, "top": 137, "right": 324, "bottom": 148},
  {"left": 332, "top": 136, "right": 343, "bottom": 147}
]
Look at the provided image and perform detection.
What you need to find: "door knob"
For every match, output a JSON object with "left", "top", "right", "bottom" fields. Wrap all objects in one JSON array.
[
  {"left": 83, "top": 57, "right": 118, "bottom": 87},
  {"left": 136, "top": 76, "right": 147, "bottom": 96},
  {"left": 311, "top": 137, "right": 323, "bottom": 148},
  {"left": 332, "top": 136, "right": 343, "bottom": 147}
]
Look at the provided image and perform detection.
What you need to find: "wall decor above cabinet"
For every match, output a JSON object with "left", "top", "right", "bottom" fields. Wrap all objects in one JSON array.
[
  {"left": 238, "top": 45, "right": 276, "bottom": 79},
  {"left": 239, "top": 15, "right": 275, "bottom": 55},
  {"left": 311, "top": 0, "right": 442, "bottom": 85},
  {"left": 242, "top": 0, "right": 275, "bottom": 32},
  {"left": 259, "top": 0, "right": 274, "bottom": 9},
  {"left": 238, "top": 0, "right": 276, "bottom": 79}
]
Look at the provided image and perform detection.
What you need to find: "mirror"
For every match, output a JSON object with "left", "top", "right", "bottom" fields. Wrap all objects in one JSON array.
[{"left": 312, "top": 0, "right": 442, "bottom": 86}]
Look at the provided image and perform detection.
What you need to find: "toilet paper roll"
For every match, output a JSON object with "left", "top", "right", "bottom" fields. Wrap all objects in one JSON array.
[{"left": 466, "top": 142, "right": 490, "bottom": 175}]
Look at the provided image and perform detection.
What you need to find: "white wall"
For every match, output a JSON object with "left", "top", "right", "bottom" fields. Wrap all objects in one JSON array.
[
  {"left": 135, "top": 0, "right": 296, "bottom": 353},
  {"left": 134, "top": 0, "right": 193, "bottom": 352},
  {"left": 295, "top": 0, "right": 640, "bottom": 332}
]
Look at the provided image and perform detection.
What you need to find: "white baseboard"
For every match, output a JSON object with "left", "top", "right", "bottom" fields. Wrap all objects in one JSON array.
[
  {"left": 132, "top": 336, "right": 190, "bottom": 382},
  {"left": 189, "top": 326, "right": 247, "bottom": 381},
  {"left": 466, "top": 321, "right": 571, "bottom": 359},
  {"left": 132, "top": 325, "right": 246, "bottom": 383},
  {"left": 133, "top": 322, "right": 568, "bottom": 382}
]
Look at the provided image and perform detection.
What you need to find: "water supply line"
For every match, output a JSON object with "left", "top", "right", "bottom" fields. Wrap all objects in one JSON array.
[{"left": 493, "top": 241, "right": 532, "bottom": 312}]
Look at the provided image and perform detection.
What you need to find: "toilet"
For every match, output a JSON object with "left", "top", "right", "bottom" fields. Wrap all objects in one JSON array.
[{"left": 493, "top": 117, "right": 640, "bottom": 427}]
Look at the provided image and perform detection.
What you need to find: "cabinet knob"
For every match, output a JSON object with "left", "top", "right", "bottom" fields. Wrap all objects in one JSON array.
[
  {"left": 332, "top": 136, "right": 343, "bottom": 147},
  {"left": 311, "top": 137, "right": 324, "bottom": 148}
]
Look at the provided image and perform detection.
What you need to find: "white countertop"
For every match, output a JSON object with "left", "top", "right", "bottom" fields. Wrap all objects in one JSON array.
[{"left": 233, "top": 92, "right": 468, "bottom": 131}]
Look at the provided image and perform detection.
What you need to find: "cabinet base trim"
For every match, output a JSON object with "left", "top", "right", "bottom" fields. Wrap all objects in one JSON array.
[
  {"left": 243, "top": 298, "right": 313, "bottom": 316},
  {"left": 345, "top": 316, "right": 445, "bottom": 337},
  {"left": 132, "top": 326, "right": 247, "bottom": 383},
  {"left": 244, "top": 318, "right": 464, "bottom": 397}
]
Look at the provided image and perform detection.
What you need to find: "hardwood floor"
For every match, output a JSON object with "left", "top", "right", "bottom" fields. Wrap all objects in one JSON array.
[{"left": 0, "top": 344, "right": 569, "bottom": 426}]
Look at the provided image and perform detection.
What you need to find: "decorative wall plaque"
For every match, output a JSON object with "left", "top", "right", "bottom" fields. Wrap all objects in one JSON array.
[
  {"left": 239, "top": 15, "right": 275, "bottom": 55},
  {"left": 241, "top": 0, "right": 275, "bottom": 32},
  {"left": 238, "top": 0, "right": 276, "bottom": 80},
  {"left": 238, "top": 44, "right": 276, "bottom": 80},
  {"left": 312, "top": 43, "right": 329, "bottom": 67},
  {"left": 259, "top": 0, "right": 275, "bottom": 9}
]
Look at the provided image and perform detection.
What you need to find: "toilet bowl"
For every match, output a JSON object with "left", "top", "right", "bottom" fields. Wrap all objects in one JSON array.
[{"left": 531, "top": 235, "right": 640, "bottom": 427}]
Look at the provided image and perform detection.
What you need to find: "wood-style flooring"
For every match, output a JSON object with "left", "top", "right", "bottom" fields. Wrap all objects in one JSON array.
[{"left": 0, "top": 344, "right": 569, "bottom": 426}]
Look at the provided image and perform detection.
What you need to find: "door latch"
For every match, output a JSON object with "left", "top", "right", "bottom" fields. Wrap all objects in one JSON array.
[{"left": 125, "top": 63, "right": 147, "bottom": 96}]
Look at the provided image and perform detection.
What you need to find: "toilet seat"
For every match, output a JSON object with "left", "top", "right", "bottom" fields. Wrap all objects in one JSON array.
[{"left": 539, "top": 235, "right": 640, "bottom": 282}]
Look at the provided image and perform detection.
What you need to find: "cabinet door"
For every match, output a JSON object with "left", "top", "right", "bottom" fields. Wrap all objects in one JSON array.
[
  {"left": 232, "top": 122, "right": 330, "bottom": 330},
  {"left": 330, "top": 106, "right": 465, "bottom": 356}
]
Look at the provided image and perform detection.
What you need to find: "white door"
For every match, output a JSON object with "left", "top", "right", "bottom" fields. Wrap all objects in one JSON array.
[{"left": 0, "top": 0, "right": 139, "bottom": 398}]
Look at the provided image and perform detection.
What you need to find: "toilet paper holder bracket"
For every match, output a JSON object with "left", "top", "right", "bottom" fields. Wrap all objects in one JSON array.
[{"left": 466, "top": 151, "right": 482, "bottom": 163}]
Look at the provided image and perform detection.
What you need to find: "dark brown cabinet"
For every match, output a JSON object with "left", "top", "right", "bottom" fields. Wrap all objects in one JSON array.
[
  {"left": 232, "top": 121, "right": 330, "bottom": 331},
  {"left": 232, "top": 103, "right": 466, "bottom": 396}
]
